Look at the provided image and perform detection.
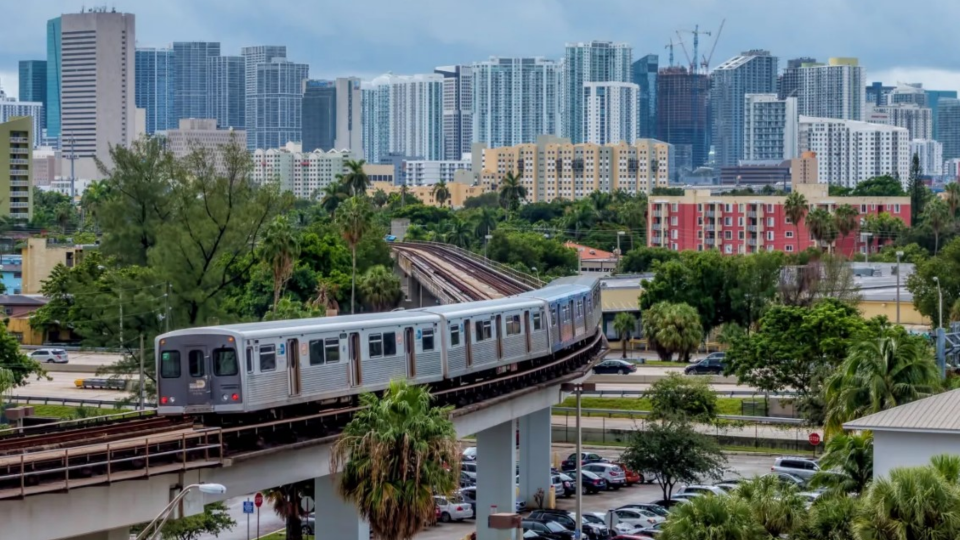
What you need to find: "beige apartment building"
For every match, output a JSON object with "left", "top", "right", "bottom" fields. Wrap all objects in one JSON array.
[{"left": 165, "top": 119, "right": 247, "bottom": 175}]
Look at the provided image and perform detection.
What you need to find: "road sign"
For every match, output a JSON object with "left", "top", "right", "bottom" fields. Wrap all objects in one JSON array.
[
  {"left": 808, "top": 433, "right": 821, "bottom": 446},
  {"left": 243, "top": 501, "right": 254, "bottom": 514},
  {"left": 300, "top": 495, "right": 315, "bottom": 513},
  {"left": 254, "top": 492, "right": 264, "bottom": 507}
]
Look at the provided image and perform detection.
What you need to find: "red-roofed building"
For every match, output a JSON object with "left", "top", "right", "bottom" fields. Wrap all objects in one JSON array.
[{"left": 564, "top": 242, "right": 619, "bottom": 273}]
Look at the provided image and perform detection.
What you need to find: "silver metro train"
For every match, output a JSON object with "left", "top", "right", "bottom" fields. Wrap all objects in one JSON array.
[{"left": 154, "top": 275, "right": 601, "bottom": 416}]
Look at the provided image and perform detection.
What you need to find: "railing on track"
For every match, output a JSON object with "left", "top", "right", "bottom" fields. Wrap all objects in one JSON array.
[
  {"left": 551, "top": 407, "right": 805, "bottom": 425},
  {"left": 399, "top": 240, "right": 544, "bottom": 290},
  {"left": 9, "top": 395, "right": 135, "bottom": 409}
]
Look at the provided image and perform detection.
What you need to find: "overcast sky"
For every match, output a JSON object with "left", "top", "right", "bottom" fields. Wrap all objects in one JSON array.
[{"left": 1, "top": 0, "right": 958, "bottom": 99}]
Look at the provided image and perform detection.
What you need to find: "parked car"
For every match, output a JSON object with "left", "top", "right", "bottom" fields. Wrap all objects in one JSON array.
[
  {"left": 583, "top": 463, "right": 626, "bottom": 490},
  {"left": 611, "top": 536, "right": 655, "bottom": 540},
  {"left": 613, "top": 508, "right": 665, "bottom": 528},
  {"left": 772, "top": 457, "right": 821, "bottom": 480},
  {"left": 462, "top": 462, "right": 478, "bottom": 474},
  {"left": 617, "top": 503, "right": 669, "bottom": 518},
  {"left": 766, "top": 472, "right": 808, "bottom": 488},
  {"left": 460, "top": 470, "right": 477, "bottom": 487},
  {"left": 593, "top": 359, "right": 637, "bottom": 375},
  {"left": 522, "top": 520, "right": 575, "bottom": 540},
  {"left": 799, "top": 491, "right": 822, "bottom": 508},
  {"left": 578, "top": 512, "right": 614, "bottom": 539},
  {"left": 649, "top": 498, "right": 690, "bottom": 510},
  {"left": 30, "top": 348, "right": 69, "bottom": 364},
  {"left": 462, "top": 446, "right": 477, "bottom": 461},
  {"left": 684, "top": 352, "right": 725, "bottom": 375},
  {"left": 562, "top": 452, "right": 608, "bottom": 470},
  {"left": 616, "top": 463, "right": 643, "bottom": 485},
  {"left": 302, "top": 514, "right": 315, "bottom": 536},
  {"left": 552, "top": 473, "right": 576, "bottom": 498},
  {"left": 676, "top": 484, "right": 727, "bottom": 497},
  {"left": 434, "top": 494, "right": 472, "bottom": 522},
  {"left": 636, "top": 522, "right": 665, "bottom": 537},
  {"left": 581, "top": 470, "right": 608, "bottom": 494}
]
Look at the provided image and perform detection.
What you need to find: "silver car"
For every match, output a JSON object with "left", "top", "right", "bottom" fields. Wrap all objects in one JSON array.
[
  {"left": 772, "top": 457, "right": 821, "bottom": 480},
  {"left": 30, "top": 348, "right": 69, "bottom": 364}
]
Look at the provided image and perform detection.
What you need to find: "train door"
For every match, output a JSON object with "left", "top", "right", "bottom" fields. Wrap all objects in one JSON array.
[
  {"left": 567, "top": 300, "right": 575, "bottom": 341},
  {"left": 349, "top": 332, "right": 362, "bottom": 386},
  {"left": 523, "top": 310, "right": 532, "bottom": 354},
  {"left": 495, "top": 315, "right": 503, "bottom": 360},
  {"left": 185, "top": 347, "right": 212, "bottom": 406},
  {"left": 287, "top": 338, "right": 301, "bottom": 396},
  {"left": 464, "top": 319, "right": 473, "bottom": 368},
  {"left": 405, "top": 327, "right": 417, "bottom": 378}
]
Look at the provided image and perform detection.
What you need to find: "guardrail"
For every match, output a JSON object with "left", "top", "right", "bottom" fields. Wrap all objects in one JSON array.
[
  {"left": 552, "top": 407, "right": 804, "bottom": 425},
  {"left": 403, "top": 240, "right": 544, "bottom": 289},
  {"left": 8, "top": 395, "right": 133, "bottom": 409},
  {"left": 579, "top": 389, "right": 798, "bottom": 398}
]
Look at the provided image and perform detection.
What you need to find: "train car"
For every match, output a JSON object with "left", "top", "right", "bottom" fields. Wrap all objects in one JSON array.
[
  {"left": 516, "top": 275, "right": 601, "bottom": 353},
  {"left": 156, "top": 311, "right": 444, "bottom": 415},
  {"left": 542, "top": 275, "right": 602, "bottom": 336}
]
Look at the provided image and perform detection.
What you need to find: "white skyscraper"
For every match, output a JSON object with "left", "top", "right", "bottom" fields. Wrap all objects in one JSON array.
[
  {"left": 868, "top": 103, "right": 933, "bottom": 140},
  {"left": 743, "top": 94, "right": 799, "bottom": 161},
  {"left": 583, "top": 82, "right": 639, "bottom": 145},
  {"left": 472, "top": 57, "right": 561, "bottom": 148},
  {"left": 910, "top": 139, "right": 943, "bottom": 177},
  {"left": 251, "top": 145, "right": 355, "bottom": 198},
  {"left": 797, "top": 58, "right": 866, "bottom": 121},
  {"left": 0, "top": 89, "right": 43, "bottom": 148},
  {"left": 361, "top": 74, "right": 443, "bottom": 163},
  {"left": 564, "top": 41, "right": 632, "bottom": 143},
  {"left": 799, "top": 116, "right": 910, "bottom": 188}
]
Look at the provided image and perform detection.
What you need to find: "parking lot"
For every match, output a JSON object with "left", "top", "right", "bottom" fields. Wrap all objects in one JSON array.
[{"left": 414, "top": 447, "right": 779, "bottom": 540}]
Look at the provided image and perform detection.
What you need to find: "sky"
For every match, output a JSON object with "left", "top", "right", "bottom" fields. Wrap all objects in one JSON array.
[{"left": 1, "top": 0, "right": 959, "bottom": 99}]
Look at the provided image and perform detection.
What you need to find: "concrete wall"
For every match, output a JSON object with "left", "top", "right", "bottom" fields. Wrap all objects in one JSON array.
[{"left": 873, "top": 430, "right": 960, "bottom": 478}]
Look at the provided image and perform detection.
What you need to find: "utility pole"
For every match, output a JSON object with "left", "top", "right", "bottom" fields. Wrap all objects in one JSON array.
[
  {"left": 164, "top": 282, "right": 171, "bottom": 333},
  {"left": 119, "top": 288, "right": 124, "bottom": 351},
  {"left": 139, "top": 333, "right": 145, "bottom": 411},
  {"left": 67, "top": 133, "right": 77, "bottom": 200}
]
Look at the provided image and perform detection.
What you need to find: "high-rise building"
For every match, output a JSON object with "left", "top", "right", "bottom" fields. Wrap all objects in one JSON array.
[
  {"left": 173, "top": 42, "right": 220, "bottom": 121},
  {"left": 938, "top": 99, "right": 960, "bottom": 161},
  {"left": 361, "top": 84, "right": 389, "bottom": 165},
  {"left": 656, "top": 67, "right": 709, "bottom": 170},
  {"left": 59, "top": 9, "right": 136, "bottom": 176},
  {"left": 301, "top": 78, "right": 361, "bottom": 153},
  {"left": 866, "top": 81, "right": 894, "bottom": 107},
  {"left": 799, "top": 116, "right": 910, "bottom": 188},
  {"left": 778, "top": 57, "right": 816, "bottom": 99},
  {"left": 797, "top": 58, "right": 866, "bottom": 121},
  {"left": 165, "top": 118, "right": 246, "bottom": 175},
  {"left": 710, "top": 50, "right": 779, "bottom": 167},
  {"left": 0, "top": 89, "right": 42, "bottom": 148},
  {"left": 743, "top": 94, "right": 798, "bottom": 161},
  {"left": 631, "top": 54, "right": 658, "bottom": 138},
  {"left": 251, "top": 145, "right": 355, "bottom": 198},
  {"left": 18, "top": 61, "right": 47, "bottom": 129},
  {"left": 564, "top": 41, "right": 632, "bottom": 143},
  {"left": 583, "top": 82, "right": 640, "bottom": 145},
  {"left": 868, "top": 104, "right": 933, "bottom": 140},
  {"left": 0, "top": 117, "right": 34, "bottom": 220},
  {"left": 471, "top": 57, "right": 561, "bottom": 148},
  {"left": 362, "top": 73, "right": 444, "bottom": 162},
  {"left": 926, "top": 89, "right": 958, "bottom": 141},
  {"left": 909, "top": 139, "right": 943, "bottom": 177},
  {"left": 402, "top": 159, "right": 472, "bottom": 186},
  {"left": 242, "top": 45, "right": 287, "bottom": 137},
  {"left": 45, "top": 17, "right": 62, "bottom": 140},
  {"left": 207, "top": 55, "right": 245, "bottom": 130},
  {"left": 435, "top": 65, "right": 473, "bottom": 161},
  {"left": 888, "top": 83, "right": 927, "bottom": 107},
  {"left": 248, "top": 59, "right": 309, "bottom": 151},
  {"left": 135, "top": 47, "right": 175, "bottom": 134}
]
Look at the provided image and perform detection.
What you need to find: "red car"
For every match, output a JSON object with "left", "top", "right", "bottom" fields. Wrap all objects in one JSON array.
[{"left": 616, "top": 463, "right": 643, "bottom": 486}]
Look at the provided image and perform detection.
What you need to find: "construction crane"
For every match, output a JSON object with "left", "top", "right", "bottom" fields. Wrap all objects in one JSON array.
[
  {"left": 678, "top": 24, "right": 711, "bottom": 74},
  {"left": 674, "top": 33, "right": 693, "bottom": 72},
  {"left": 701, "top": 18, "right": 726, "bottom": 73},
  {"left": 664, "top": 38, "right": 675, "bottom": 68}
]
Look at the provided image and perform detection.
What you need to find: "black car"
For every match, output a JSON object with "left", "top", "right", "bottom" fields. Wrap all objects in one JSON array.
[
  {"left": 593, "top": 359, "right": 637, "bottom": 375},
  {"left": 684, "top": 352, "right": 726, "bottom": 375},
  {"left": 561, "top": 452, "right": 608, "bottom": 470},
  {"left": 458, "top": 487, "right": 477, "bottom": 519},
  {"left": 529, "top": 510, "right": 610, "bottom": 540},
  {"left": 581, "top": 470, "right": 608, "bottom": 494},
  {"left": 650, "top": 498, "right": 691, "bottom": 510},
  {"left": 522, "top": 520, "right": 575, "bottom": 540}
]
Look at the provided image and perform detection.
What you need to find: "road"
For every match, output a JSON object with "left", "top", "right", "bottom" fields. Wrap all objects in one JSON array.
[
  {"left": 551, "top": 414, "right": 817, "bottom": 442},
  {"left": 15, "top": 371, "right": 128, "bottom": 401}
]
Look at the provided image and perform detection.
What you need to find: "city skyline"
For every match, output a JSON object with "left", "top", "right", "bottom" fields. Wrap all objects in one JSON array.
[{"left": 0, "top": 0, "right": 957, "bottom": 99}]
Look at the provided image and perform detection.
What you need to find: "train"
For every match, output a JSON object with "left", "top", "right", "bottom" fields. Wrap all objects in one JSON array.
[{"left": 154, "top": 275, "right": 601, "bottom": 416}]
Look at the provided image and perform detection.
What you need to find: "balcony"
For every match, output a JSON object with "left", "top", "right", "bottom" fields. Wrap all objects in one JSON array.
[
  {"left": 9, "top": 159, "right": 27, "bottom": 165},
  {"left": 8, "top": 137, "right": 28, "bottom": 144},
  {"left": 705, "top": 238, "right": 716, "bottom": 246},
  {"left": 747, "top": 211, "right": 757, "bottom": 218},
  {"left": 651, "top": 236, "right": 663, "bottom": 245},
  {"left": 9, "top": 147, "right": 29, "bottom": 156},
  {"left": 10, "top": 180, "right": 29, "bottom": 188},
  {"left": 706, "top": 211, "right": 716, "bottom": 218},
  {"left": 652, "top": 210, "right": 663, "bottom": 217},
  {"left": 652, "top": 224, "right": 662, "bottom": 231},
  {"left": 747, "top": 225, "right": 757, "bottom": 232},
  {"left": 705, "top": 224, "right": 715, "bottom": 231},
  {"left": 9, "top": 202, "right": 29, "bottom": 209},
  {"left": 747, "top": 239, "right": 757, "bottom": 246},
  {"left": 9, "top": 169, "right": 28, "bottom": 177}
]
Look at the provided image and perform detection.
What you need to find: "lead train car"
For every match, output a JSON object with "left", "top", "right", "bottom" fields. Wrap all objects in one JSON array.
[{"left": 155, "top": 276, "right": 600, "bottom": 416}]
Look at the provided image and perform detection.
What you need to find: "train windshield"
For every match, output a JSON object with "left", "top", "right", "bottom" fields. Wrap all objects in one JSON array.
[{"left": 213, "top": 348, "right": 239, "bottom": 376}]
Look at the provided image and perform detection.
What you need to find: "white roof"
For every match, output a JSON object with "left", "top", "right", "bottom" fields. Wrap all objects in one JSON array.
[{"left": 844, "top": 389, "right": 960, "bottom": 434}]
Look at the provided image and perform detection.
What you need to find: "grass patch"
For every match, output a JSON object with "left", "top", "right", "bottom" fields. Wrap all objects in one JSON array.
[
  {"left": 555, "top": 396, "right": 744, "bottom": 416},
  {"left": 577, "top": 438, "right": 790, "bottom": 455},
  {"left": 638, "top": 360, "right": 690, "bottom": 368},
  {"left": 13, "top": 403, "right": 129, "bottom": 419}
]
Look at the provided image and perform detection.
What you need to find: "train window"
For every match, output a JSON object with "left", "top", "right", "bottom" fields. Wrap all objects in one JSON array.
[
  {"left": 422, "top": 329, "right": 435, "bottom": 352},
  {"left": 533, "top": 312, "right": 543, "bottom": 331},
  {"left": 160, "top": 351, "right": 181, "bottom": 378},
  {"left": 246, "top": 348, "right": 253, "bottom": 373},
  {"left": 325, "top": 338, "right": 340, "bottom": 363},
  {"left": 384, "top": 332, "right": 397, "bottom": 356},
  {"left": 475, "top": 320, "right": 492, "bottom": 341},
  {"left": 309, "top": 339, "right": 325, "bottom": 366},
  {"left": 450, "top": 324, "right": 460, "bottom": 347},
  {"left": 259, "top": 345, "right": 277, "bottom": 372},
  {"left": 506, "top": 314, "right": 522, "bottom": 336},
  {"left": 213, "top": 348, "right": 239, "bottom": 376},
  {"left": 552, "top": 308, "right": 558, "bottom": 326},
  {"left": 188, "top": 351, "right": 205, "bottom": 377},
  {"left": 369, "top": 334, "right": 384, "bottom": 358}
]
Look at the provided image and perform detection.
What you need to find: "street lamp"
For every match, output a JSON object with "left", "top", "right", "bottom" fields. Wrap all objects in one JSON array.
[
  {"left": 136, "top": 483, "right": 227, "bottom": 540},
  {"left": 934, "top": 277, "right": 944, "bottom": 330},
  {"left": 861, "top": 232, "right": 873, "bottom": 263},
  {"left": 531, "top": 266, "right": 540, "bottom": 283},
  {"left": 616, "top": 230, "right": 625, "bottom": 255},
  {"left": 577, "top": 248, "right": 585, "bottom": 276},
  {"left": 561, "top": 382, "right": 595, "bottom": 540},
  {"left": 896, "top": 251, "right": 904, "bottom": 324},
  {"left": 484, "top": 234, "right": 493, "bottom": 259}
]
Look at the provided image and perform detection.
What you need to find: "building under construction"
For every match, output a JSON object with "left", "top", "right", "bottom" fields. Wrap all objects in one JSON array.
[{"left": 656, "top": 66, "right": 710, "bottom": 172}]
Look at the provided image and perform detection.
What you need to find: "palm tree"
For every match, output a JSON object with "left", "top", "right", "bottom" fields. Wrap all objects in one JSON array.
[
  {"left": 564, "top": 202, "right": 597, "bottom": 240},
  {"left": 399, "top": 183, "right": 411, "bottom": 209},
  {"left": 833, "top": 204, "right": 859, "bottom": 257},
  {"left": 642, "top": 302, "right": 703, "bottom": 363},
  {"left": 372, "top": 189, "right": 389, "bottom": 209},
  {"left": 338, "top": 159, "right": 370, "bottom": 196},
  {"left": 261, "top": 215, "right": 301, "bottom": 309},
  {"left": 498, "top": 172, "right": 527, "bottom": 215},
  {"left": 265, "top": 481, "right": 313, "bottom": 540},
  {"left": 331, "top": 380, "right": 460, "bottom": 540},
  {"left": 824, "top": 333, "right": 941, "bottom": 435},
  {"left": 856, "top": 459, "right": 960, "bottom": 539},
  {"left": 659, "top": 493, "right": 762, "bottom": 540},
  {"left": 795, "top": 493, "right": 858, "bottom": 540},
  {"left": 359, "top": 265, "right": 403, "bottom": 312},
  {"left": 946, "top": 182, "right": 960, "bottom": 217},
  {"left": 320, "top": 183, "right": 347, "bottom": 216},
  {"left": 734, "top": 475, "right": 807, "bottom": 538},
  {"left": 922, "top": 197, "right": 951, "bottom": 254},
  {"left": 446, "top": 218, "right": 473, "bottom": 249},
  {"left": 613, "top": 312, "right": 637, "bottom": 359},
  {"left": 337, "top": 196, "right": 372, "bottom": 314},
  {"left": 806, "top": 208, "right": 837, "bottom": 252},
  {"left": 432, "top": 179, "right": 451, "bottom": 208},
  {"left": 784, "top": 192, "right": 809, "bottom": 249},
  {"left": 588, "top": 190, "right": 613, "bottom": 224},
  {"left": 809, "top": 432, "right": 873, "bottom": 495},
  {"left": 474, "top": 207, "right": 498, "bottom": 240}
]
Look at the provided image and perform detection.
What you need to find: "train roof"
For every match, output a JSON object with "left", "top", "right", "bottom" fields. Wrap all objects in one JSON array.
[
  {"left": 414, "top": 296, "right": 544, "bottom": 318},
  {"left": 516, "top": 284, "right": 591, "bottom": 303},
  {"left": 158, "top": 311, "right": 440, "bottom": 340},
  {"left": 546, "top": 275, "right": 601, "bottom": 288}
]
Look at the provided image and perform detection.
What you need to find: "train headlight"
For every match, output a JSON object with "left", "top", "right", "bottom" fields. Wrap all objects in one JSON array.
[
  {"left": 222, "top": 394, "right": 229, "bottom": 401},
  {"left": 169, "top": 397, "right": 175, "bottom": 404}
]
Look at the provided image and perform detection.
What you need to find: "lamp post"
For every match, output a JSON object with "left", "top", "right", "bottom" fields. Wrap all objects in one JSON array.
[
  {"left": 578, "top": 248, "right": 585, "bottom": 276},
  {"left": 896, "top": 250, "right": 904, "bottom": 324},
  {"left": 561, "top": 383, "right": 594, "bottom": 540},
  {"left": 861, "top": 232, "right": 873, "bottom": 263},
  {"left": 484, "top": 234, "right": 493, "bottom": 260},
  {"left": 934, "top": 276, "right": 944, "bottom": 330},
  {"left": 135, "top": 483, "right": 227, "bottom": 540},
  {"left": 531, "top": 266, "right": 540, "bottom": 283}
]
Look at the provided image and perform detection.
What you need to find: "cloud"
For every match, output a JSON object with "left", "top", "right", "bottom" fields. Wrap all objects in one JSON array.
[
  {"left": 0, "top": 71, "right": 18, "bottom": 99},
  {"left": 869, "top": 68, "right": 960, "bottom": 93}
]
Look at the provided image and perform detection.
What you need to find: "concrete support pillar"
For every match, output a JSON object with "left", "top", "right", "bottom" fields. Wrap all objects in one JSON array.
[
  {"left": 315, "top": 474, "right": 370, "bottom": 540},
  {"left": 477, "top": 419, "right": 517, "bottom": 540},
  {"left": 66, "top": 527, "right": 129, "bottom": 540},
  {"left": 518, "top": 407, "right": 553, "bottom": 507}
]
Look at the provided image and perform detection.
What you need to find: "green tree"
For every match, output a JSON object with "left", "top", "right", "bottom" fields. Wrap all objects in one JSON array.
[
  {"left": 641, "top": 302, "right": 703, "bottom": 362},
  {"left": 922, "top": 197, "right": 951, "bottom": 254},
  {"left": 648, "top": 373, "right": 718, "bottom": 422},
  {"left": 851, "top": 175, "right": 907, "bottom": 197},
  {"left": 728, "top": 251, "right": 784, "bottom": 331},
  {"left": 945, "top": 182, "right": 960, "bottom": 217},
  {"left": 431, "top": 179, "right": 451, "bottom": 208},
  {"left": 807, "top": 207, "right": 838, "bottom": 252},
  {"left": 339, "top": 159, "right": 370, "bottom": 196},
  {"left": 337, "top": 195, "right": 373, "bottom": 314},
  {"left": 621, "top": 420, "right": 726, "bottom": 501},
  {"left": 639, "top": 251, "right": 732, "bottom": 334},
  {"left": 563, "top": 202, "right": 597, "bottom": 239},
  {"left": 0, "top": 324, "right": 43, "bottom": 387},
  {"left": 833, "top": 204, "right": 860, "bottom": 255},
  {"left": 265, "top": 481, "right": 314, "bottom": 540},
  {"left": 262, "top": 297, "right": 325, "bottom": 321},
  {"left": 861, "top": 212, "right": 906, "bottom": 252},
  {"left": 155, "top": 502, "right": 236, "bottom": 540},
  {"left": 372, "top": 189, "right": 389, "bottom": 209},
  {"left": 261, "top": 215, "right": 301, "bottom": 309},
  {"left": 618, "top": 246, "right": 679, "bottom": 273},
  {"left": 906, "top": 237, "right": 960, "bottom": 326},
  {"left": 613, "top": 312, "right": 637, "bottom": 359},
  {"left": 320, "top": 182, "right": 348, "bottom": 216},
  {"left": 462, "top": 191, "right": 500, "bottom": 209},
  {"left": 824, "top": 332, "right": 941, "bottom": 436},
  {"left": 734, "top": 475, "right": 808, "bottom": 538},
  {"left": 359, "top": 265, "right": 403, "bottom": 312},
  {"left": 660, "top": 495, "right": 762, "bottom": 540},
  {"left": 809, "top": 431, "right": 874, "bottom": 495},
  {"left": 909, "top": 152, "right": 927, "bottom": 224},
  {"left": 445, "top": 218, "right": 473, "bottom": 249},
  {"left": 785, "top": 191, "right": 809, "bottom": 250},
  {"left": 331, "top": 380, "right": 459, "bottom": 540},
  {"left": 794, "top": 493, "right": 859, "bottom": 540},
  {"left": 498, "top": 171, "right": 527, "bottom": 215}
]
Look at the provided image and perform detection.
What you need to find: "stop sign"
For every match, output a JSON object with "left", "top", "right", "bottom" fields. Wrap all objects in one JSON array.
[
  {"left": 808, "top": 433, "right": 821, "bottom": 446},
  {"left": 254, "top": 492, "right": 264, "bottom": 508}
]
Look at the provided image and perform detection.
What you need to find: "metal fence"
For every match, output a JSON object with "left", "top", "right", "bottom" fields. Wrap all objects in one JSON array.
[{"left": 9, "top": 395, "right": 134, "bottom": 409}]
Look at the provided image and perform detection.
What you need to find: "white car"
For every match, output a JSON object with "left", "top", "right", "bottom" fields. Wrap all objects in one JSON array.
[
  {"left": 677, "top": 484, "right": 727, "bottom": 497},
  {"left": 462, "top": 446, "right": 477, "bottom": 462},
  {"left": 582, "top": 463, "right": 626, "bottom": 490},
  {"left": 612, "top": 508, "right": 665, "bottom": 528},
  {"left": 434, "top": 494, "right": 472, "bottom": 522},
  {"left": 30, "top": 348, "right": 69, "bottom": 364}
]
